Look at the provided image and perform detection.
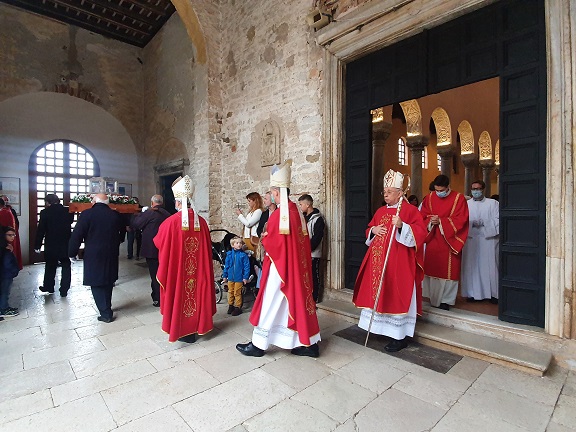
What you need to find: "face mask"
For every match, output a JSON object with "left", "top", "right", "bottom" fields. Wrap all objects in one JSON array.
[
  {"left": 435, "top": 189, "right": 449, "bottom": 198},
  {"left": 471, "top": 190, "right": 484, "bottom": 200},
  {"left": 270, "top": 193, "right": 276, "bottom": 204}
]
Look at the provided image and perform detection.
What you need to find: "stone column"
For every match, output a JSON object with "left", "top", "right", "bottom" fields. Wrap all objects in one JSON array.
[
  {"left": 406, "top": 135, "right": 429, "bottom": 201},
  {"left": 480, "top": 159, "right": 495, "bottom": 197},
  {"left": 371, "top": 121, "right": 392, "bottom": 213},
  {"left": 436, "top": 145, "right": 454, "bottom": 181},
  {"left": 461, "top": 153, "right": 479, "bottom": 195}
]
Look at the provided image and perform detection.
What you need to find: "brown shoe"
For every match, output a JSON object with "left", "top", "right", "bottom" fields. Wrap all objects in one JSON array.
[{"left": 231, "top": 307, "right": 242, "bottom": 316}]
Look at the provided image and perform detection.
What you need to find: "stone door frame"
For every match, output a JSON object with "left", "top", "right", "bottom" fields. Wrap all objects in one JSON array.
[{"left": 318, "top": 0, "right": 576, "bottom": 338}]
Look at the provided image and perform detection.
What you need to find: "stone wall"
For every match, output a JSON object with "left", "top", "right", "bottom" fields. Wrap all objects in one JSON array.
[
  {"left": 217, "top": 0, "right": 325, "bottom": 233},
  {"left": 0, "top": 3, "right": 144, "bottom": 150}
]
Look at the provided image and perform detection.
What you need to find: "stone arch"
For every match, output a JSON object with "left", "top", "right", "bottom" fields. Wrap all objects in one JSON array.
[
  {"left": 458, "top": 120, "right": 475, "bottom": 155},
  {"left": 478, "top": 131, "right": 493, "bottom": 160},
  {"left": 399, "top": 99, "right": 423, "bottom": 136},
  {"left": 170, "top": 0, "right": 207, "bottom": 64},
  {"left": 156, "top": 137, "right": 190, "bottom": 166},
  {"left": 430, "top": 107, "right": 451, "bottom": 146}
]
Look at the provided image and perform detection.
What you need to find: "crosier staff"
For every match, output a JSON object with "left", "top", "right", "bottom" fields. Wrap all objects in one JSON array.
[{"left": 364, "top": 177, "right": 410, "bottom": 347}]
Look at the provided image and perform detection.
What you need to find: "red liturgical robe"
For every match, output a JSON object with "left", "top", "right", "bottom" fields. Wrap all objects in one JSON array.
[
  {"left": 420, "top": 191, "right": 469, "bottom": 281},
  {"left": 353, "top": 202, "right": 427, "bottom": 315},
  {"left": 249, "top": 200, "right": 320, "bottom": 345},
  {"left": 0, "top": 207, "right": 22, "bottom": 269},
  {"left": 153, "top": 209, "right": 216, "bottom": 342}
]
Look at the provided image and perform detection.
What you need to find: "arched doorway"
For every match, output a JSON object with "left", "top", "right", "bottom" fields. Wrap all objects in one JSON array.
[{"left": 29, "top": 140, "right": 100, "bottom": 262}]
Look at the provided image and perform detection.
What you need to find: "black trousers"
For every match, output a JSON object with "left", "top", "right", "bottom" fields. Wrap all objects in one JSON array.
[
  {"left": 43, "top": 255, "right": 71, "bottom": 293},
  {"left": 312, "top": 257, "right": 321, "bottom": 303},
  {"left": 146, "top": 258, "right": 160, "bottom": 303},
  {"left": 91, "top": 284, "right": 113, "bottom": 319}
]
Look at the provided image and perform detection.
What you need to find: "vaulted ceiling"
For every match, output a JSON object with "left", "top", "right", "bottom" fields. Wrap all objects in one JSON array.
[{"left": 0, "top": 0, "right": 176, "bottom": 48}]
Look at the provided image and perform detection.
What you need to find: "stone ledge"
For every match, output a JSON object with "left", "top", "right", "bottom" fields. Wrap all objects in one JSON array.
[
  {"left": 319, "top": 297, "right": 553, "bottom": 376},
  {"left": 415, "top": 321, "right": 552, "bottom": 376}
]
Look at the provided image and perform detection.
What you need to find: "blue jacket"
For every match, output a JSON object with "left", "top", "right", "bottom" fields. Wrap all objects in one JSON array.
[
  {"left": 222, "top": 249, "right": 250, "bottom": 282},
  {"left": 1, "top": 249, "right": 19, "bottom": 280}
]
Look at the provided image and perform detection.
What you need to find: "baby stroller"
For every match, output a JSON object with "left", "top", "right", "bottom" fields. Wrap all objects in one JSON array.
[{"left": 210, "top": 229, "right": 260, "bottom": 304}]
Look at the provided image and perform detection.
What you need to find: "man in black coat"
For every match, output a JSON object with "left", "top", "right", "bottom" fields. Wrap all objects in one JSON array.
[
  {"left": 256, "top": 191, "right": 277, "bottom": 237},
  {"left": 34, "top": 194, "right": 74, "bottom": 296},
  {"left": 131, "top": 194, "right": 170, "bottom": 307},
  {"left": 69, "top": 193, "right": 125, "bottom": 323}
]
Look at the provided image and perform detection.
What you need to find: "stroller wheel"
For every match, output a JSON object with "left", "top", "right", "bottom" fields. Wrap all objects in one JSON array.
[{"left": 214, "top": 280, "right": 223, "bottom": 304}]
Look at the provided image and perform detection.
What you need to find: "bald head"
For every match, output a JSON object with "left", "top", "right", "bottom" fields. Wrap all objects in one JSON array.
[{"left": 93, "top": 193, "right": 109, "bottom": 204}]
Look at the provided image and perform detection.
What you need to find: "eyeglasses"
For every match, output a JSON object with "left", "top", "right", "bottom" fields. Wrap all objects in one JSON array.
[
  {"left": 471, "top": 187, "right": 484, "bottom": 191},
  {"left": 6, "top": 234, "right": 16, "bottom": 237}
]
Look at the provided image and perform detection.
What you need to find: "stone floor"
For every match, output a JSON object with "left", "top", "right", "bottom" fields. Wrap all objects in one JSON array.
[{"left": 1, "top": 257, "right": 575, "bottom": 432}]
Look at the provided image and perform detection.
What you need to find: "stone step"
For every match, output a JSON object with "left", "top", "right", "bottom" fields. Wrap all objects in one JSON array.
[{"left": 318, "top": 298, "right": 553, "bottom": 376}]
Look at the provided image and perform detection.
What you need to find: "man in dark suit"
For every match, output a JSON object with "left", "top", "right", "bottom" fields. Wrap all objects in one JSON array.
[
  {"left": 256, "top": 191, "right": 277, "bottom": 237},
  {"left": 34, "top": 194, "right": 74, "bottom": 296},
  {"left": 131, "top": 194, "right": 170, "bottom": 307},
  {"left": 69, "top": 193, "right": 125, "bottom": 323}
]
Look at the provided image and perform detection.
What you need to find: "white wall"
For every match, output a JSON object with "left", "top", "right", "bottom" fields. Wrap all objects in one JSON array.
[{"left": 0, "top": 92, "right": 138, "bottom": 264}]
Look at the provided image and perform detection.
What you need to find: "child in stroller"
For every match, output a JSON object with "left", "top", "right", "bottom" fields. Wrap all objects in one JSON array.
[{"left": 210, "top": 229, "right": 260, "bottom": 304}]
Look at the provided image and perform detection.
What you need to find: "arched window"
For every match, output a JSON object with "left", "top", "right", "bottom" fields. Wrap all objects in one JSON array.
[
  {"left": 29, "top": 140, "right": 100, "bottom": 259},
  {"left": 398, "top": 137, "right": 407, "bottom": 166},
  {"left": 437, "top": 154, "right": 442, "bottom": 171},
  {"left": 422, "top": 147, "right": 428, "bottom": 169}
]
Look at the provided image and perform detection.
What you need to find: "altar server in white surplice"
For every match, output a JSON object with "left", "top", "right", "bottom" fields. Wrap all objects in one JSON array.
[{"left": 461, "top": 180, "right": 500, "bottom": 302}]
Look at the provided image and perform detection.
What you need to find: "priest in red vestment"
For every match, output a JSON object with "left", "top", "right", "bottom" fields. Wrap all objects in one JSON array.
[
  {"left": 153, "top": 175, "right": 215, "bottom": 343},
  {"left": 0, "top": 198, "right": 22, "bottom": 270},
  {"left": 353, "top": 169, "right": 427, "bottom": 352},
  {"left": 236, "top": 160, "right": 321, "bottom": 358},
  {"left": 420, "top": 174, "right": 469, "bottom": 310}
]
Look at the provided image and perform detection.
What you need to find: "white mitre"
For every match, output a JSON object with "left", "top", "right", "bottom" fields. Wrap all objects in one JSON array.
[
  {"left": 172, "top": 175, "right": 200, "bottom": 231},
  {"left": 383, "top": 169, "right": 406, "bottom": 189},
  {"left": 270, "top": 159, "right": 307, "bottom": 236}
]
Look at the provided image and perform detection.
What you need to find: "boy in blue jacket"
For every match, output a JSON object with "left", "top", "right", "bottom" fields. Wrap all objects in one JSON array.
[
  {"left": 222, "top": 237, "right": 250, "bottom": 316},
  {"left": 1, "top": 226, "right": 20, "bottom": 317}
]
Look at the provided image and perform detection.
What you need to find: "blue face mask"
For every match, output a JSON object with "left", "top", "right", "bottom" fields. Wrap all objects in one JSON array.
[
  {"left": 435, "top": 189, "right": 449, "bottom": 198},
  {"left": 471, "top": 190, "right": 484, "bottom": 200},
  {"left": 270, "top": 193, "right": 276, "bottom": 204}
]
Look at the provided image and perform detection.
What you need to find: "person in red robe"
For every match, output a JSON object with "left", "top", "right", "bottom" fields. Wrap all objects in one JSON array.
[
  {"left": 353, "top": 169, "right": 427, "bottom": 352},
  {"left": 420, "top": 174, "right": 469, "bottom": 310},
  {"left": 153, "top": 176, "right": 215, "bottom": 343},
  {"left": 0, "top": 197, "right": 22, "bottom": 270},
  {"left": 236, "top": 160, "right": 321, "bottom": 358}
]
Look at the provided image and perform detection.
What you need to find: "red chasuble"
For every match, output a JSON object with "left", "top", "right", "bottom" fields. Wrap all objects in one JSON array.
[
  {"left": 153, "top": 209, "right": 216, "bottom": 342},
  {"left": 420, "top": 191, "right": 469, "bottom": 281},
  {"left": 249, "top": 200, "right": 320, "bottom": 345},
  {"left": 0, "top": 208, "right": 22, "bottom": 270},
  {"left": 353, "top": 202, "right": 427, "bottom": 315}
]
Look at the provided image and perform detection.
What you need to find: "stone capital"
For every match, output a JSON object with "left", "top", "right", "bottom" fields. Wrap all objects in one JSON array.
[
  {"left": 461, "top": 153, "right": 479, "bottom": 167},
  {"left": 436, "top": 145, "right": 454, "bottom": 157},
  {"left": 372, "top": 121, "right": 392, "bottom": 143},
  {"left": 406, "top": 135, "right": 429, "bottom": 150},
  {"left": 479, "top": 159, "right": 495, "bottom": 168}
]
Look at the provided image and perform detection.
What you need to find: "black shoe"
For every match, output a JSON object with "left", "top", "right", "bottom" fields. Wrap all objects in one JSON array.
[
  {"left": 60, "top": 290, "right": 68, "bottom": 297},
  {"left": 439, "top": 303, "right": 450, "bottom": 310},
  {"left": 152, "top": 301, "right": 160, "bottom": 307},
  {"left": 39, "top": 286, "right": 54, "bottom": 294},
  {"left": 384, "top": 338, "right": 408, "bottom": 352},
  {"left": 236, "top": 342, "right": 265, "bottom": 357},
  {"left": 227, "top": 305, "right": 235, "bottom": 314},
  {"left": 178, "top": 334, "right": 197, "bottom": 343},
  {"left": 231, "top": 307, "right": 242, "bottom": 316},
  {"left": 127, "top": 256, "right": 133, "bottom": 260},
  {"left": 466, "top": 297, "right": 479, "bottom": 302},
  {"left": 490, "top": 297, "right": 499, "bottom": 304},
  {"left": 291, "top": 343, "right": 320, "bottom": 358},
  {"left": 97, "top": 316, "right": 114, "bottom": 323}
]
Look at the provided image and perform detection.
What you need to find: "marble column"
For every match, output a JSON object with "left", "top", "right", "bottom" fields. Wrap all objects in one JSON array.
[
  {"left": 436, "top": 145, "right": 454, "bottom": 181},
  {"left": 461, "top": 153, "right": 479, "bottom": 195},
  {"left": 406, "top": 135, "right": 429, "bottom": 201},
  {"left": 480, "top": 160, "right": 495, "bottom": 197},
  {"left": 371, "top": 121, "right": 392, "bottom": 213}
]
